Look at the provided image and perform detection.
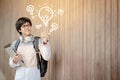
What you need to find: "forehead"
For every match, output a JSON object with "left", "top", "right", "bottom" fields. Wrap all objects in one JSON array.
[{"left": 22, "top": 22, "right": 30, "bottom": 25}]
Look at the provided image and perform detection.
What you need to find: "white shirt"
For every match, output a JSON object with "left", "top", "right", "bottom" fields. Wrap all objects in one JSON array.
[{"left": 9, "top": 35, "right": 51, "bottom": 80}]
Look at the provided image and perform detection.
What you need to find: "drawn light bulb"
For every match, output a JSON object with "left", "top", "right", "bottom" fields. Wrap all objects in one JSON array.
[
  {"left": 26, "top": 5, "right": 34, "bottom": 15},
  {"left": 38, "top": 6, "right": 54, "bottom": 27},
  {"left": 58, "top": 9, "right": 64, "bottom": 16},
  {"left": 35, "top": 24, "right": 42, "bottom": 29},
  {"left": 49, "top": 23, "right": 58, "bottom": 32}
]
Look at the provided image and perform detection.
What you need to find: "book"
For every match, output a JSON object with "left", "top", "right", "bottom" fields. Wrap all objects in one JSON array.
[
  {"left": 4, "top": 43, "right": 24, "bottom": 64},
  {"left": 4, "top": 44, "right": 16, "bottom": 57}
]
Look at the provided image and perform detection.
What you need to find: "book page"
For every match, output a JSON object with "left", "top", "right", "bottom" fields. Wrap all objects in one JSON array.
[
  {"left": 4, "top": 44, "right": 16, "bottom": 58},
  {"left": 4, "top": 44, "right": 24, "bottom": 65}
]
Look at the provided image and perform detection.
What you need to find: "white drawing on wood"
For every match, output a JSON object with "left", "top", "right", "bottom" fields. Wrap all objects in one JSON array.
[
  {"left": 38, "top": 6, "right": 54, "bottom": 27},
  {"left": 26, "top": 5, "right": 34, "bottom": 15},
  {"left": 26, "top": 4, "right": 64, "bottom": 35}
]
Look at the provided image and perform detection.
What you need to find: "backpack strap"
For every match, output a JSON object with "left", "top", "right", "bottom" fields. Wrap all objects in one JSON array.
[
  {"left": 14, "top": 39, "right": 20, "bottom": 52},
  {"left": 33, "top": 36, "right": 41, "bottom": 69},
  {"left": 33, "top": 36, "right": 48, "bottom": 77},
  {"left": 33, "top": 36, "right": 40, "bottom": 53}
]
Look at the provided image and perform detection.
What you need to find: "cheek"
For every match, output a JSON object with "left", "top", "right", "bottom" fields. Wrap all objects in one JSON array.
[
  {"left": 21, "top": 29, "right": 25, "bottom": 32},
  {"left": 28, "top": 27, "right": 32, "bottom": 31}
]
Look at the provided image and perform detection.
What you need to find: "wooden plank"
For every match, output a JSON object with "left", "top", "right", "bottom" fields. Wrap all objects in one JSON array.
[
  {"left": 59, "top": 0, "right": 66, "bottom": 80},
  {"left": 8, "top": 1, "right": 15, "bottom": 80},
  {"left": 118, "top": 0, "right": 120, "bottom": 80},
  {"left": 58, "top": 14, "right": 65, "bottom": 80},
  {"left": 10, "top": 0, "right": 19, "bottom": 41},
  {"left": 73, "top": 0, "right": 83, "bottom": 80},
  {"left": 52, "top": 0, "right": 62, "bottom": 80},
  {"left": 4, "top": 0, "right": 11, "bottom": 79},
  {"left": 111, "top": 0, "right": 118, "bottom": 80},
  {"left": 95, "top": 0, "right": 106, "bottom": 80},
  {"left": 0, "top": 0, "right": 3, "bottom": 72},
  {"left": 1, "top": 0, "right": 6, "bottom": 76},
  {"left": 85, "top": 0, "right": 96, "bottom": 80},
  {"left": 83, "top": 0, "right": 87, "bottom": 79},
  {"left": 65, "top": 0, "right": 71, "bottom": 80},
  {"left": 105, "top": 0, "right": 111, "bottom": 80}
]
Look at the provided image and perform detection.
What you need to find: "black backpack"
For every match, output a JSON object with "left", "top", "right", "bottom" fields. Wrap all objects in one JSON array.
[{"left": 14, "top": 36, "right": 48, "bottom": 77}]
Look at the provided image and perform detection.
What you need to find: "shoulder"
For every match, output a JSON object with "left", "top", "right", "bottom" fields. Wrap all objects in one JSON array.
[
  {"left": 10, "top": 40, "right": 18, "bottom": 49},
  {"left": 34, "top": 36, "right": 42, "bottom": 44}
]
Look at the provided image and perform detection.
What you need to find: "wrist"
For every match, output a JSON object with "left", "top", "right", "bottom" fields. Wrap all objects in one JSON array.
[
  {"left": 43, "top": 40, "right": 49, "bottom": 45},
  {"left": 13, "top": 59, "right": 17, "bottom": 64}
]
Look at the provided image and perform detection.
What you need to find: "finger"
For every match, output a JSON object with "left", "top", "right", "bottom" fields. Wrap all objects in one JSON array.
[
  {"left": 17, "top": 54, "right": 22, "bottom": 58},
  {"left": 15, "top": 54, "right": 19, "bottom": 56}
]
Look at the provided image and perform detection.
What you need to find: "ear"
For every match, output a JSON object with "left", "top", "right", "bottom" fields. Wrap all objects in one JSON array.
[{"left": 18, "top": 30, "right": 21, "bottom": 32}]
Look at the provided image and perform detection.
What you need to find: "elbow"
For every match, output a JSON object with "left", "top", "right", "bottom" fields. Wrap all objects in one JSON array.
[
  {"left": 9, "top": 60, "right": 15, "bottom": 68},
  {"left": 42, "top": 51, "right": 51, "bottom": 61}
]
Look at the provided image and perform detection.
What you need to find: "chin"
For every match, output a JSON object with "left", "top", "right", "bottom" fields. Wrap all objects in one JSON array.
[
  {"left": 26, "top": 33, "right": 32, "bottom": 36},
  {"left": 28, "top": 34, "right": 32, "bottom": 36}
]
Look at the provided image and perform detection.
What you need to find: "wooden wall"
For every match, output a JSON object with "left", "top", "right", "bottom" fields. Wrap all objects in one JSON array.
[{"left": 0, "top": 0, "right": 120, "bottom": 80}]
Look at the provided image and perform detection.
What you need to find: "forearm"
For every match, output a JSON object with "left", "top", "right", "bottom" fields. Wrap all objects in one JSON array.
[
  {"left": 40, "top": 42, "right": 51, "bottom": 60},
  {"left": 9, "top": 57, "right": 20, "bottom": 68}
]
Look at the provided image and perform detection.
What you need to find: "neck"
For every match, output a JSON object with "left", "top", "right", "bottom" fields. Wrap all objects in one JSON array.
[
  {"left": 22, "top": 34, "right": 32, "bottom": 38},
  {"left": 20, "top": 34, "right": 33, "bottom": 43}
]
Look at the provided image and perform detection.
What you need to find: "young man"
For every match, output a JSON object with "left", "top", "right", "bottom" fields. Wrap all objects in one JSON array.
[{"left": 9, "top": 17, "right": 51, "bottom": 80}]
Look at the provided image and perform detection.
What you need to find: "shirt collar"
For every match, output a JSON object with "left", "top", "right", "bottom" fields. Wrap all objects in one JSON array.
[{"left": 19, "top": 35, "right": 34, "bottom": 43}]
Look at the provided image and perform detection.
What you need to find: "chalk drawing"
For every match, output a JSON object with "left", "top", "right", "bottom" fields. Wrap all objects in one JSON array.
[
  {"left": 26, "top": 5, "right": 34, "bottom": 15},
  {"left": 58, "top": 9, "right": 64, "bottom": 16},
  {"left": 35, "top": 24, "right": 42, "bottom": 29},
  {"left": 49, "top": 23, "right": 58, "bottom": 32},
  {"left": 26, "top": 4, "right": 64, "bottom": 35},
  {"left": 38, "top": 6, "right": 54, "bottom": 27}
]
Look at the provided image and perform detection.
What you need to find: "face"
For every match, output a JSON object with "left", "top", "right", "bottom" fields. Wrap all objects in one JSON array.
[{"left": 19, "top": 22, "right": 32, "bottom": 37}]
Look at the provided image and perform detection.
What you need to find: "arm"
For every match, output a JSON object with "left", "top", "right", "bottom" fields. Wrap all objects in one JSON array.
[
  {"left": 39, "top": 39, "right": 51, "bottom": 61},
  {"left": 9, "top": 40, "right": 22, "bottom": 68},
  {"left": 9, "top": 57, "right": 21, "bottom": 68}
]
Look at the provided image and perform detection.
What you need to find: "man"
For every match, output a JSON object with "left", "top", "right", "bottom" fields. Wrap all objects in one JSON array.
[{"left": 9, "top": 17, "right": 51, "bottom": 80}]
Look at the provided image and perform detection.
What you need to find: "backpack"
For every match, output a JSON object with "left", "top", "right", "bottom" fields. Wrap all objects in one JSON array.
[{"left": 14, "top": 36, "right": 48, "bottom": 77}]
